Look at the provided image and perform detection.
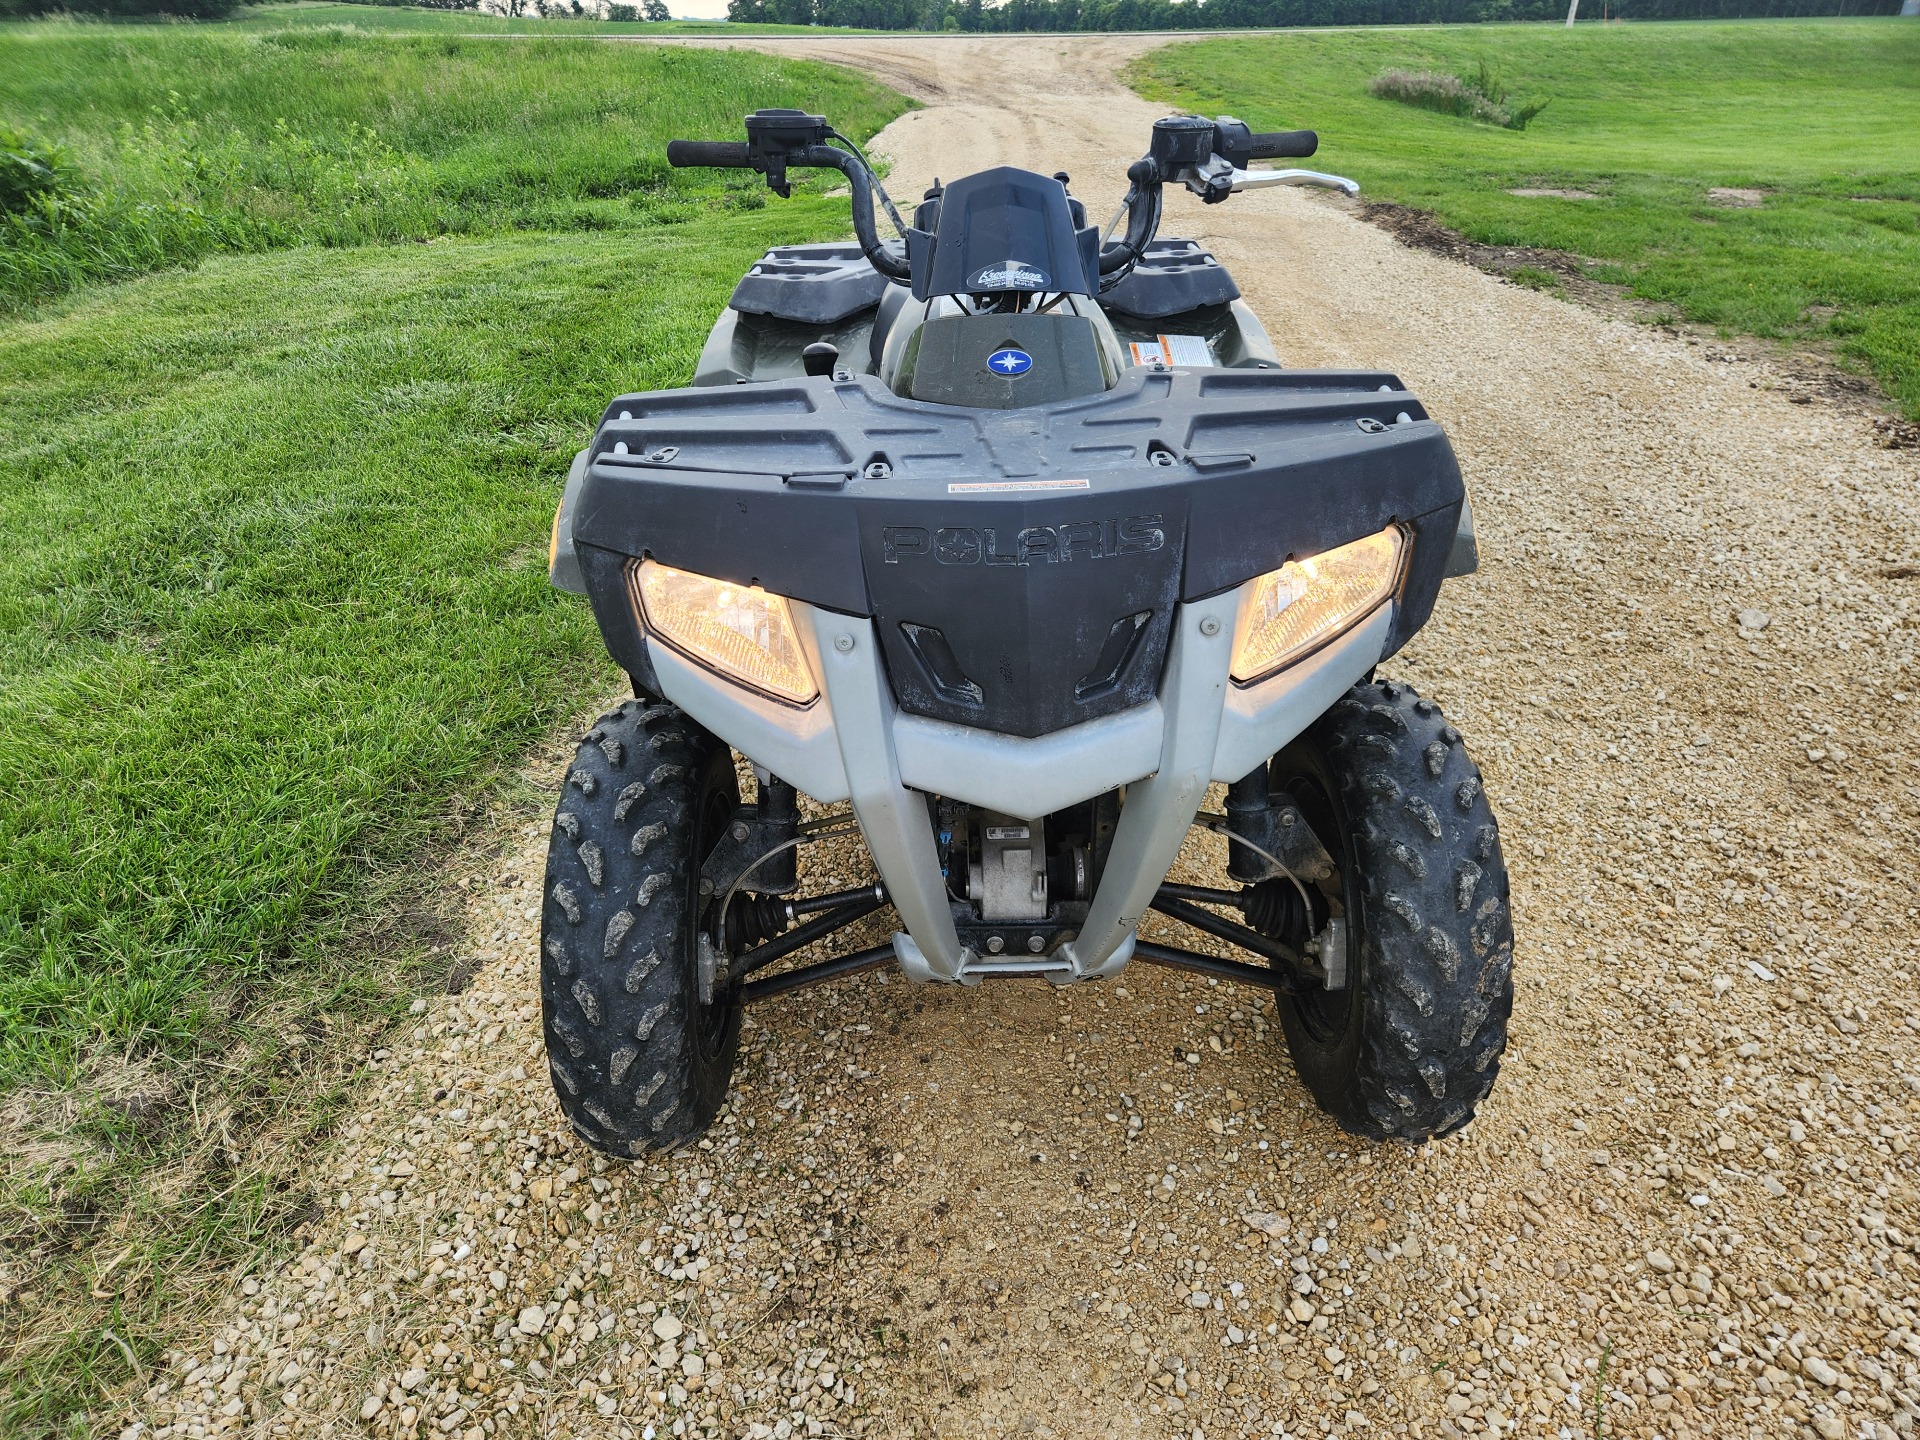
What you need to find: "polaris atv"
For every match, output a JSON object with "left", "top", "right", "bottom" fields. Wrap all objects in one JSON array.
[{"left": 541, "top": 109, "right": 1513, "bottom": 1155}]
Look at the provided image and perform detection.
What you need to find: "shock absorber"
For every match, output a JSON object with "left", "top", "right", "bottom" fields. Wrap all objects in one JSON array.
[
  {"left": 757, "top": 774, "right": 798, "bottom": 892},
  {"left": 1224, "top": 767, "right": 1276, "bottom": 884}
]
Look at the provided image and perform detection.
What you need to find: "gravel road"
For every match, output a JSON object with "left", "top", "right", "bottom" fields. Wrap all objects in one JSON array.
[{"left": 135, "top": 36, "right": 1920, "bottom": 1440}]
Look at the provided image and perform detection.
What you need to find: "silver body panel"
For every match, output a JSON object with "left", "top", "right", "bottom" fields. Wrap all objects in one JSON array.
[{"left": 642, "top": 584, "right": 1391, "bottom": 986}]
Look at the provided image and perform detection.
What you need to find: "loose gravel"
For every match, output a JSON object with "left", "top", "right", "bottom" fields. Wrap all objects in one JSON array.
[{"left": 132, "top": 37, "right": 1920, "bottom": 1440}]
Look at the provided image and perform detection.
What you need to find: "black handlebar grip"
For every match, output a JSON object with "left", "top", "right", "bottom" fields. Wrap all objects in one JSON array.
[
  {"left": 666, "top": 140, "right": 752, "bottom": 168},
  {"left": 1246, "top": 129, "right": 1318, "bottom": 160}
]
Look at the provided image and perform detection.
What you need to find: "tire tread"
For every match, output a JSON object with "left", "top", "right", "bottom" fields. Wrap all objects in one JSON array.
[
  {"left": 1289, "top": 679, "right": 1515, "bottom": 1142},
  {"left": 539, "top": 701, "right": 738, "bottom": 1156}
]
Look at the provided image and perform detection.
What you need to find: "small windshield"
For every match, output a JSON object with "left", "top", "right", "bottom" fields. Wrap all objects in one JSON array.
[{"left": 922, "top": 167, "right": 1096, "bottom": 299}]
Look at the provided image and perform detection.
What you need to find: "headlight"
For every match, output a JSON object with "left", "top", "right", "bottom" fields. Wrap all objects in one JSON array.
[
  {"left": 632, "top": 560, "right": 818, "bottom": 705},
  {"left": 1229, "top": 526, "right": 1405, "bottom": 684}
]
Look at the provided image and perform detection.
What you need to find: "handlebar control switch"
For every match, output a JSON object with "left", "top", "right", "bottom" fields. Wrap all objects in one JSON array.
[
  {"left": 745, "top": 108, "right": 831, "bottom": 197},
  {"left": 1210, "top": 118, "right": 1254, "bottom": 171}
]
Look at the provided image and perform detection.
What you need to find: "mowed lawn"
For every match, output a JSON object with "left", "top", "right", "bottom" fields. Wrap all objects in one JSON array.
[
  {"left": 0, "top": 31, "right": 903, "bottom": 1428},
  {"left": 1132, "top": 19, "right": 1920, "bottom": 416},
  {"left": 0, "top": 24, "right": 903, "bottom": 1081},
  {"left": 0, "top": 219, "right": 852, "bottom": 1075}
]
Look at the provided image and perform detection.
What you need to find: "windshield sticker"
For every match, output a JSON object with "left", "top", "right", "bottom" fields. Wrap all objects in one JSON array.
[
  {"left": 985, "top": 347, "right": 1035, "bottom": 377},
  {"left": 947, "top": 478, "right": 1091, "bottom": 493},
  {"left": 968, "top": 261, "right": 1051, "bottom": 290}
]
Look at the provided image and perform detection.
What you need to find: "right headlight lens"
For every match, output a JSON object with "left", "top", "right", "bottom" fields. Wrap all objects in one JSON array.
[
  {"left": 632, "top": 559, "right": 818, "bottom": 705},
  {"left": 1229, "top": 526, "right": 1405, "bottom": 684}
]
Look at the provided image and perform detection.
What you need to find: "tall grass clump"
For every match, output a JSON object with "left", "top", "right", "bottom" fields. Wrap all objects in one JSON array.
[
  {"left": 1371, "top": 59, "right": 1551, "bottom": 129},
  {"left": 0, "top": 106, "right": 436, "bottom": 304},
  {"left": 0, "top": 28, "right": 908, "bottom": 308}
]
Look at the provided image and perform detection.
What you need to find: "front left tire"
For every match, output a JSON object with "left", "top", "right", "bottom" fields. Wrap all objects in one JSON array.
[{"left": 1270, "top": 679, "right": 1515, "bottom": 1141}]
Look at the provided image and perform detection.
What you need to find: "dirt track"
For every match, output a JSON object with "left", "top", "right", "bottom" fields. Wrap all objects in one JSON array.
[{"left": 136, "top": 36, "right": 1920, "bottom": 1440}]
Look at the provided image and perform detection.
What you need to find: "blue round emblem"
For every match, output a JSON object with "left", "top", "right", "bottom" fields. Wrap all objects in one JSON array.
[{"left": 986, "top": 347, "right": 1034, "bottom": 377}]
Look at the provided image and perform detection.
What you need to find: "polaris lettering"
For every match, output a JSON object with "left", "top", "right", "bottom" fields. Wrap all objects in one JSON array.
[{"left": 881, "top": 515, "right": 1165, "bottom": 566}]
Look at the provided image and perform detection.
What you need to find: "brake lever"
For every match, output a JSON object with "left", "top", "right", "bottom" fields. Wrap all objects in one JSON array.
[
  {"left": 1176, "top": 155, "right": 1361, "bottom": 202},
  {"left": 1228, "top": 167, "right": 1360, "bottom": 198}
]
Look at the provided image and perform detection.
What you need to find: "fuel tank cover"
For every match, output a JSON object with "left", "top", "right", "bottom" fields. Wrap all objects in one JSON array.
[{"left": 902, "top": 312, "right": 1111, "bottom": 409}]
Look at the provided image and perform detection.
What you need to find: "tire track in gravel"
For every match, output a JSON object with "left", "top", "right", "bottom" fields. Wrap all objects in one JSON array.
[{"left": 137, "top": 37, "right": 1920, "bottom": 1440}]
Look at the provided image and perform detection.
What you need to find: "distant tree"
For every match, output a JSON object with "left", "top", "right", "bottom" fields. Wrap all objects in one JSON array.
[
  {"left": 0, "top": 0, "right": 239, "bottom": 15},
  {"left": 643, "top": 0, "right": 670, "bottom": 17}
]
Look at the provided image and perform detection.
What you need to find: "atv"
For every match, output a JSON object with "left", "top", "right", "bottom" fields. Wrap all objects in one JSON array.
[{"left": 540, "top": 109, "right": 1513, "bottom": 1155}]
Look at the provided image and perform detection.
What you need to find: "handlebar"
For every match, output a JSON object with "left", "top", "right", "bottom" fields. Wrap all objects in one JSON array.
[
  {"left": 1247, "top": 129, "right": 1318, "bottom": 160},
  {"left": 668, "top": 110, "right": 1348, "bottom": 299},
  {"left": 667, "top": 122, "right": 909, "bottom": 282},
  {"left": 665, "top": 140, "right": 751, "bottom": 169}
]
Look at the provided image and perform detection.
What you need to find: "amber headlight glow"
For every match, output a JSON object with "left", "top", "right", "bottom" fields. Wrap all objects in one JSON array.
[
  {"left": 1229, "top": 526, "right": 1405, "bottom": 684},
  {"left": 633, "top": 560, "right": 818, "bottom": 705}
]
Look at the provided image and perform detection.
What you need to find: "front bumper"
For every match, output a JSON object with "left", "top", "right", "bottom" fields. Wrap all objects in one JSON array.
[
  {"left": 555, "top": 366, "right": 1462, "bottom": 984},
  {"left": 644, "top": 582, "right": 1392, "bottom": 985}
]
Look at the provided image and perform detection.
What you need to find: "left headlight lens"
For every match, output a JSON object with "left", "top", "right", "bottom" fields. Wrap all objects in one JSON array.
[
  {"left": 633, "top": 560, "right": 818, "bottom": 705},
  {"left": 1229, "top": 526, "right": 1405, "bottom": 685}
]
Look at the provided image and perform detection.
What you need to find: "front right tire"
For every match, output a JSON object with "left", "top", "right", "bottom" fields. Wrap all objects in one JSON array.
[
  {"left": 1272, "top": 678, "right": 1515, "bottom": 1141},
  {"left": 540, "top": 700, "right": 740, "bottom": 1156}
]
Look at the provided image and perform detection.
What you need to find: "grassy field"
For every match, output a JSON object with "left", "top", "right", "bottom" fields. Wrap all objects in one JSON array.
[
  {"left": 1132, "top": 18, "right": 1920, "bottom": 416},
  {"left": 0, "top": 21, "right": 904, "bottom": 1074},
  {"left": 224, "top": 1, "right": 873, "bottom": 35},
  {"left": 0, "top": 29, "right": 904, "bottom": 1431},
  {"left": 0, "top": 24, "right": 895, "bottom": 304}
]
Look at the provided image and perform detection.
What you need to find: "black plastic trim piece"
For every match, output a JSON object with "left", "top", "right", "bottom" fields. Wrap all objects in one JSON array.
[
  {"left": 899, "top": 623, "right": 985, "bottom": 707},
  {"left": 1074, "top": 610, "right": 1150, "bottom": 700},
  {"left": 576, "top": 542, "right": 659, "bottom": 698},
  {"left": 1101, "top": 239, "right": 1241, "bottom": 320},
  {"left": 570, "top": 367, "right": 1464, "bottom": 736},
  {"left": 730, "top": 243, "right": 888, "bottom": 327}
]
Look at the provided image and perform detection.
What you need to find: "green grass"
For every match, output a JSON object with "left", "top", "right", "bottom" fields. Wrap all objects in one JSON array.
[
  {"left": 0, "top": 220, "right": 858, "bottom": 1433},
  {"left": 1132, "top": 18, "right": 1920, "bottom": 416},
  {"left": 0, "top": 23, "right": 905, "bottom": 1080},
  {"left": 0, "top": 19, "right": 906, "bottom": 1075},
  {"left": 0, "top": 24, "right": 897, "bottom": 303},
  {"left": 222, "top": 1, "right": 874, "bottom": 34},
  {"left": 0, "top": 30, "right": 905, "bottom": 1430}
]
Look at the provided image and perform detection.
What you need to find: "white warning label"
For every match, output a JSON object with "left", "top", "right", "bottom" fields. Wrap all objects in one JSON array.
[
  {"left": 946, "top": 478, "right": 1092, "bottom": 493},
  {"left": 1128, "top": 334, "right": 1215, "bottom": 368}
]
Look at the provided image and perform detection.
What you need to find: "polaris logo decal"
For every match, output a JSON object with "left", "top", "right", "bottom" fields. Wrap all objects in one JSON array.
[
  {"left": 968, "top": 261, "right": 1050, "bottom": 291},
  {"left": 881, "top": 515, "right": 1166, "bottom": 566},
  {"left": 986, "top": 347, "right": 1034, "bottom": 377}
]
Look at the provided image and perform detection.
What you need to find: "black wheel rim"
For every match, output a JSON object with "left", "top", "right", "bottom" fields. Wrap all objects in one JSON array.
[
  {"left": 1271, "top": 758, "right": 1360, "bottom": 1049},
  {"left": 689, "top": 757, "right": 740, "bottom": 1063}
]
